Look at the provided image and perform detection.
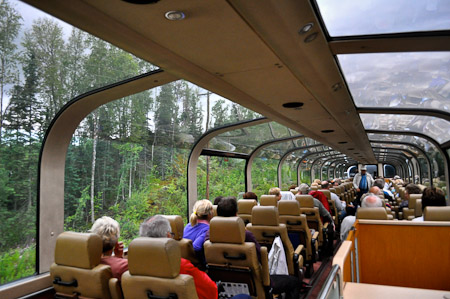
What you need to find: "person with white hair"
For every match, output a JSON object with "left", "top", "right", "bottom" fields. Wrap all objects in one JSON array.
[
  {"left": 140, "top": 215, "right": 218, "bottom": 299},
  {"left": 340, "top": 194, "right": 383, "bottom": 240},
  {"left": 90, "top": 216, "right": 128, "bottom": 280}
]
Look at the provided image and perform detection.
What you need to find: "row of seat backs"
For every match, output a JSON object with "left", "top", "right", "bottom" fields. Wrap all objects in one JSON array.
[{"left": 51, "top": 232, "right": 198, "bottom": 299}]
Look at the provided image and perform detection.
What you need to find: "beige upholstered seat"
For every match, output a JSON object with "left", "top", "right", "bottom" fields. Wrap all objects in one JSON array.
[
  {"left": 319, "top": 189, "right": 339, "bottom": 226},
  {"left": 260, "top": 195, "right": 277, "bottom": 206},
  {"left": 403, "top": 194, "right": 422, "bottom": 220},
  {"left": 295, "top": 194, "right": 315, "bottom": 208},
  {"left": 50, "top": 232, "right": 122, "bottom": 299},
  {"left": 204, "top": 217, "right": 270, "bottom": 299},
  {"left": 162, "top": 215, "right": 199, "bottom": 266},
  {"left": 356, "top": 207, "right": 389, "bottom": 220},
  {"left": 424, "top": 206, "right": 450, "bottom": 221},
  {"left": 122, "top": 238, "right": 198, "bottom": 299},
  {"left": 212, "top": 205, "right": 218, "bottom": 217},
  {"left": 246, "top": 206, "right": 304, "bottom": 278},
  {"left": 278, "top": 200, "right": 318, "bottom": 277},
  {"left": 237, "top": 199, "right": 257, "bottom": 225}
]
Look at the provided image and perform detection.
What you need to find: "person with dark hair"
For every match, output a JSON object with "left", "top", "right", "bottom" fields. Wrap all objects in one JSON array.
[
  {"left": 289, "top": 184, "right": 297, "bottom": 191},
  {"left": 399, "top": 183, "right": 422, "bottom": 212},
  {"left": 412, "top": 187, "right": 447, "bottom": 221},
  {"left": 213, "top": 195, "right": 224, "bottom": 205},
  {"left": 243, "top": 191, "right": 258, "bottom": 202},
  {"left": 206, "top": 196, "right": 302, "bottom": 299}
]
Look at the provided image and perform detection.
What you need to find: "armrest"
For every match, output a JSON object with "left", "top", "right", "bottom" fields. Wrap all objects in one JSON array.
[
  {"left": 294, "top": 244, "right": 304, "bottom": 256},
  {"left": 109, "top": 278, "right": 123, "bottom": 299},
  {"left": 387, "top": 214, "right": 394, "bottom": 220},
  {"left": 294, "top": 244, "right": 304, "bottom": 268},
  {"left": 260, "top": 246, "right": 270, "bottom": 287}
]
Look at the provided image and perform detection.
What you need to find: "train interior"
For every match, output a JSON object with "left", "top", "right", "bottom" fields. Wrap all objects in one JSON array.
[{"left": 1, "top": 0, "right": 450, "bottom": 298}]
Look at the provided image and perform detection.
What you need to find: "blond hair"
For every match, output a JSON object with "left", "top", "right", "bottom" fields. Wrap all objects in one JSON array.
[
  {"left": 190, "top": 199, "right": 213, "bottom": 226},
  {"left": 269, "top": 187, "right": 281, "bottom": 197},
  {"left": 90, "top": 216, "right": 120, "bottom": 253}
]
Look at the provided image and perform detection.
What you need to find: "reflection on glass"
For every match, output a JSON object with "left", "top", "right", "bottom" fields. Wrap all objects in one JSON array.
[
  {"left": 361, "top": 113, "right": 450, "bottom": 144},
  {"left": 316, "top": 0, "right": 450, "bottom": 36},
  {"left": 338, "top": 52, "right": 450, "bottom": 110}
]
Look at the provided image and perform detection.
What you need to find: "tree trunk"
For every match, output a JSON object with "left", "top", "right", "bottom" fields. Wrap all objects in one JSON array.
[{"left": 90, "top": 114, "right": 98, "bottom": 223}]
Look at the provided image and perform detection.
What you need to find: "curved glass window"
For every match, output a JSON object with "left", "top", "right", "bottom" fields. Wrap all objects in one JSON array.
[
  {"left": 316, "top": 0, "right": 450, "bottom": 36},
  {"left": 251, "top": 157, "right": 278, "bottom": 198},
  {"left": 338, "top": 52, "right": 450, "bottom": 110},
  {"left": 361, "top": 114, "right": 450, "bottom": 144},
  {"left": 1, "top": 0, "right": 152, "bottom": 285}
]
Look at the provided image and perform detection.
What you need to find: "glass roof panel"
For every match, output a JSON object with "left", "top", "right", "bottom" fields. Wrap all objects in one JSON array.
[
  {"left": 360, "top": 113, "right": 450, "bottom": 144},
  {"left": 316, "top": 0, "right": 450, "bottom": 37},
  {"left": 338, "top": 52, "right": 450, "bottom": 109},
  {"left": 370, "top": 142, "right": 422, "bottom": 157}
]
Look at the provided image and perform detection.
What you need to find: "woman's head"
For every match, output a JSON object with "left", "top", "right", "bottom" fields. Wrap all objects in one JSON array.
[
  {"left": 190, "top": 199, "right": 214, "bottom": 226},
  {"left": 90, "top": 216, "right": 120, "bottom": 253},
  {"left": 422, "top": 187, "right": 446, "bottom": 211},
  {"left": 243, "top": 191, "right": 258, "bottom": 201}
]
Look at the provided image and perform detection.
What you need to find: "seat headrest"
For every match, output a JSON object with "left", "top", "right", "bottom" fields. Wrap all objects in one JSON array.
[
  {"left": 252, "top": 206, "right": 279, "bottom": 226},
  {"left": 54, "top": 232, "right": 102, "bottom": 269},
  {"left": 318, "top": 189, "right": 331, "bottom": 200},
  {"left": 127, "top": 237, "right": 180, "bottom": 278},
  {"left": 238, "top": 199, "right": 257, "bottom": 214},
  {"left": 424, "top": 206, "right": 450, "bottom": 221},
  {"left": 329, "top": 188, "right": 336, "bottom": 193},
  {"left": 356, "top": 208, "right": 388, "bottom": 220},
  {"left": 278, "top": 200, "right": 300, "bottom": 216},
  {"left": 209, "top": 217, "right": 245, "bottom": 244},
  {"left": 296, "top": 195, "right": 314, "bottom": 208},
  {"left": 409, "top": 194, "right": 422, "bottom": 200},
  {"left": 162, "top": 215, "right": 184, "bottom": 240},
  {"left": 260, "top": 195, "right": 278, "bottom": 206},
  {"left": 212, "top": 205, "right": 218, "bottom": 217}
]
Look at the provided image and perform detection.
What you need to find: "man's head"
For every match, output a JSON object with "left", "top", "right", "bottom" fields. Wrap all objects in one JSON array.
[
  {"left": 361, "top": 194, "right": 383, "bottom": 208},
  {"left": 139, "top": 215, "right": 172, "bottom": 238},
  {"left": 373, "top": 178, "right": 385, "bottom": 189},
  {"left": 217, "top": 196, "right": 238, "bottom": 217},
  {"left": 333, "top": 179, "right": 341, "bottom": 186},
  {"left": 421, "top": 187, "right": 446, "bottom": 211},
  {"left": 243, "top": 192, "right": 258, "bottom": 201},
  {"left": 269, "top": 187, "right": 282, "bottom": 201},
  {"left": 298, "top": 183, "right": 310, "bottom": 195},
  {"left": 405, "top": 183, "right": 421, "bottom": 200},
  {"left": 361, "top": 166, "right": 367, "bottom": 174},
  {"left": 213, "top": 196, "right": 224, "bottom": 205},
  {"left": 369, "top": 186, "right": 382, "bottom": 195},
  {"left": 321, "top": 181, "right": 330, "bottom": 189}
]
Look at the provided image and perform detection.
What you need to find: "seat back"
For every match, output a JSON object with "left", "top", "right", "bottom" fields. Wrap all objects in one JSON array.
[
  {"left": 424, "top": 206, "right": 450, "bottom": 221},
  {"left": 409, "top": 193, "right": 422, "bottom": 210},
  {"left": 237, "top": 199, "right": 257, "bottom": 225},
  {"left": 204, "top": 217, "right": 269, "bottom": 298},
  {"left": 295, "top": 194, "right": 315, "bottom": 208},
  {"left": 260, "top": 195, "right": 277, "bottom": 206},
  {"left": 50, "top": 232, "right": 113, "bottom": 299},
  {"left": 278, "top": 201, "right": 314, "bottom": 261},
  {"left": 246, "top": 206, "right": 296, "bottom": 276},
  {"left": 122, "top": 238, "right": 198, "bottom": 299},
  {"left": 162, "top": 215, "right": 199, "bottom": 266},
  {"left": 356, "top": 207, "right": 389, "bottom": 220},
  {"left": 318, "top": 189, "right": 331, "bottom": 202},
  {"left": 212, "top": 205, "right": 218, "bottom": 217}
]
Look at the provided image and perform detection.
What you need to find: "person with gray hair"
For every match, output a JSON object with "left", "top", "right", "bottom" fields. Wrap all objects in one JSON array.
[
  {"left": 139, "top": 215, "right": 218, "bottom": 299},
  {"left": 90, "top": 216, "right": 128, "bottom": 280},
  {"left": 340, "top": 194, "right": 382, "bottom": 240}
]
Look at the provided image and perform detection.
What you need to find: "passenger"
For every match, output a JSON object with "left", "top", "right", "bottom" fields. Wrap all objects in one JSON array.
[
  {"left": 340, "top": 194, "right": 383, "bottom": 240},
  {"left": 353, "top": 166, "right": 374, "bottom": 207},
  {"left": 270, "top": 186, "right": 296, "bottom": 201},
  {"left": 412, "top": 187, "right": 447, "bottom": 222},
  {"left": 140, "top": 215, "right": 218, "bottom": 299},
  {"left": 399, "top": 183, "right": 422, "bottom": 212},
  {"left": 332, "top": 179, "right": 342, "bottom": 186},
  {"left": 183, "top": 199, "right": 213, "bottom": 265},
  {"left": 269, "top": 187, "right": 283, "bottom": 201},
  {"left": 374, "top": 178, "right": 393, "bottom": 201},
  {"left": 321, "top": 180, "right": 345, "bottom": 215},
  {"left": 289, "top": 184, "right": 298, "bottom": 191},
  {"left": 243, "top": 191, "right": 258, "bottom": 202},
  {"left": 89, "top": 216, "right": 128, "bottom": 280},
  {"left": 205, "top": 197, "right": 301, "bottom": 299},
  {"left": 298, "top": 183, "right": 333, "bottom": 225},
  {"left": 213, "top": 195, "right": 224, "bottom": 205}
]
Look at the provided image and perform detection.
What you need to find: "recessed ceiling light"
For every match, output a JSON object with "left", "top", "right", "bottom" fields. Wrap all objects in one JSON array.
[
  {"left": 282, "top": 102, "right": 304, "bottom": 109},
  {"left": 347, "top": 148, "right": 354, "bottom": 150},
  {"left": 299, "top": 22, "right": 314, "bottom": 34},
  {"left": 122, "top": 0, "right": 160, "bottom": 4},
  {"left": 304, "top": 32, "right": 318, "bottom": 43},
  {"left": 338, "top": 141, "right": 347, "bottom": 144},
  {"left": 321, "top": 129, "right": 334, "bottom": 133},
  {"left": 165, "top": 11, "right": 185, "bottom": 21}
]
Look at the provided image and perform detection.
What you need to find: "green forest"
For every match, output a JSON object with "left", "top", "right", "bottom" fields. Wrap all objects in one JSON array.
[{"left": 0, "top": 1, "right": 287, "bottom": 284}]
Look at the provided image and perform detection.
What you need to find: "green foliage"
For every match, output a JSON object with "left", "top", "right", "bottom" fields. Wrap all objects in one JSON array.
[{"left": 0, "top": 245, "right": 35, "bottom": 285}]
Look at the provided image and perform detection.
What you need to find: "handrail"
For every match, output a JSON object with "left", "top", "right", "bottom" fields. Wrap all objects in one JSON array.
[{"left": 317, "top": 264, "right": 343, "bottom": 299}]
